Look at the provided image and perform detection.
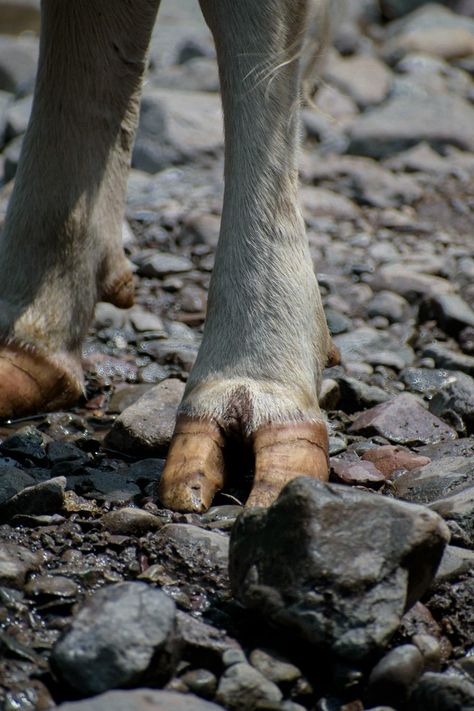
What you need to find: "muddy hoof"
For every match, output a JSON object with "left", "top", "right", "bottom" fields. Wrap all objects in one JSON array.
[
  {"left": 0, "top": 345, "right": 83, "bottom": 419},
  {"left": 158, "top": 415, "right": 226, "bottom": 513}
]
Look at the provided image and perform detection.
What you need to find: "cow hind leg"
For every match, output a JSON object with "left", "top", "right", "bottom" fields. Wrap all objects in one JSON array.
[
  {"left": 158, "top": 0, "right": 334, "bottom": 512},
  {"left": 0, "top": 0, "right": 160, "bottom": 417}
]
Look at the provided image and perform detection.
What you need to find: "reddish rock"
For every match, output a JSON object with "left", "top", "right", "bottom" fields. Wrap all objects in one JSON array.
[
  {"left": 331, "top": 457, "right": 387, "bottom": 486},
  {"left": 349, "top": 394, "right": 457, "bottom": 446},
  {"left": 362, "top": 445, "right": 431, "bottom": 477}
]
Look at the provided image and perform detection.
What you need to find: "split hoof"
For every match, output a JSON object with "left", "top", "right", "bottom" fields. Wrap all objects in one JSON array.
[
  {"left": 158, "top": 415, "right": 226, "bottom": 513},
  {"left": 0, "top": 345, "right": 83, "bottom": 419}
]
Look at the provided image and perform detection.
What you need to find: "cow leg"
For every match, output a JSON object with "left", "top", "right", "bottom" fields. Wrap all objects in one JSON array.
[
  {"left": 159, "top": 0, "right": 334, "bottom": 512},
  {"left": 0, "top": 0, "right": 159, "bottom": 417}
]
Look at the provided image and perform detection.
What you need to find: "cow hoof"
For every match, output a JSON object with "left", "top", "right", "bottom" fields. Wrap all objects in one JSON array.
[
  {"left": 158, "top": 415, "right": 329, "bottom": 513},
  {"left": 158, "top": 415, "right": 226, "bottom": 513},
  {"left": 100, "top": 264, "right": 135, "bottom": 309},
  {"left": 0, "top": 345, "right": 83, "bottom": 419}
]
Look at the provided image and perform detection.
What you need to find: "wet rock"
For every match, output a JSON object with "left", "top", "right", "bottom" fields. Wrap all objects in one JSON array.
[
  {"left": 105, "top": 378, "right": 185, "bottom": 456},
  {"left": 393, "top": 456, "right": 474, "bottom": 504},
  {"left": 52, "top": 582, "right": 177, "bottom": 694},
  {"left": 0, "top": 476, "right": 66, "bottom": 523},
  {"left": 361, "top": 445, "right": 430, "bottom": 477},
  {"left": 55, "top": 689, "right": 224, "bottom": 711},
  {"left": 25, "top": 574, "right": 78, "bottom": 601},
  {"left": 0, "top": 426, "right": 47, "bottom": 464},
  {"left": 215, "top": 662, "right": 283, "bottom": 710},
  {"left": 331, "top": 457, "right": 387, "bottom": 486},
  {"left": 366, "top": 645, "right": 424, "bottom": 707},
  {"left": 435, "top": 545, "right": 474, "bottom": 583},
  {"left": 0, "top": 467, "right": 35, "bottom": 505},
  {"left": 348, "top": 94, "right": 474, "bottom": 158},
  {"left": 410, "top": 671, "right": 474, "bottom": 710},
  {"left": 349, "top": 393, "right": 457, "bottom": 446},
  {"left": 176, "top": 610, "right": 241, "bottom": 668},
  {"left": 422, "top": 342, "right": 474, "bottom": 376},
  {"left": 0, "top": 543, "right": 42, "bottom": 588},
  {"left": 229, "top": 478, "right": 449, "bottom": 663},
  {"left": 133, "top": 88, "right": 223, "bottom": 173},
  {"left": 400, "top": 368, "right": 459, "bottom": 397},
  {"left": 324, "top": 53, "right": 392, "bottom": 109},
  {"left": 0, "top": 35, "right": 38, "bottom": 94},
  {"left": 429, "top": 487, "right": 474, "bottom": 547},
  {"left": 101, "top": 507, "right": 167, "bottom": 535},
  {"left": 383, "top": 4, "right": 474, "bottom": 62}
]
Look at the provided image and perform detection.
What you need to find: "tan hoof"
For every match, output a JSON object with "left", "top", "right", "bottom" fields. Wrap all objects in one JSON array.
[
  {"left": 158, "top": 415, "right": 226, "bottom": 513},
  {"left": 101, "top": 268, "right": 135, "bottom": 309},
  {"left": 246, "top": 421, "right": 329, "bottom": 508},
  {"left": 0, "top": 345, "right": 83, "bottom": 419},
  {"left": 326, "top": 339, "right": 341, "bottom": 367}
]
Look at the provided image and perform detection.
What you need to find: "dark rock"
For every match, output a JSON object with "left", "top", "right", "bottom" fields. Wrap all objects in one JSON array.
[
  {"left": 229, "top": 478, "right": 449, "bottom": 663},
  {"left": 0, "top": 476, "right": 66, "bottom": 523},
  {"left": 215, "top": 662, "right": 282, "bottom": 710},
  {"left": 176, "top": 610, "right": 241, "bottom": 668},
  {"left": 420, "top": 294, "right": 474, "bottom": 336},
  {"left": 325, "top": 308, "right": 352, "bottom": 336},
  {"left": 400, "top": 368, "right": 459, "bottom": 397},
  {"left": 394, "top": 456, "right": 474, "bottom": 504},
  {"left": 100, "top": 507, "right": 167, "bottom": 535},
  {"left": 72, "top": 469, "right": 141, "bottom": 504},
  {"left": 429, "top": 487, "right": 474, "bottom": 547},
  {"left": 55, "top": 689, "right": 224, "bottom": 711},
  {"left": 0, "top": 426, "right": 47, "bottom": 464},
  {"left": 366, "top": 645, "right": 424, "bottom": 707},
  {"left": 105, "top": 379, "right": 185, "bottom": 456},
  {"left": 428, "top": 371, "right": 474, "bottom": 433},
  {"left": 336, "top": 375, "right": 390, "bottom": 413},
  {"left": 0, "top": 467, "right": 35, "bottom": 505},
  {"left": 349, "top": 393, "right": 457, "bottom": 446},
  {"left": 52, "top": 582, "right": 177, "bottom": 694},
  {"left": 0, "top": 543, "right": 42, "bottom": 588},
  {"left": 410, "top": 671, "right": 474, "bottom": 710},
  {"left": 348, "top": 94, "right": 474, "bottom": 158},
  {"left": 422, "top": 343, "right": 474, "bottom": 376}
]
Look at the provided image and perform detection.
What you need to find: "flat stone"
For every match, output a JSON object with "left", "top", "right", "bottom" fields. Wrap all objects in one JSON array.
[
  {"left": 0, "top": 543, "right": 42, "bottom": 588},
  {"left": 100, "top": 508, "right": 167, "bottom": 535},
  {"left": 417, "top": 437, "right": 474, "bottom": 461},
  {"left": 215, "top": 662, "right": 282, "bottom": 711},
  {"left": 135, "top": 250, "right": 194, "bottom": 277},
  {"left": 133, "top": 88, "right": 223, "bottom": 173},
  {"left": 105, "top": 378, "right": 185, "bottom": 456},
  {"left": 361, "top": 445, "right": 430, "bottom": 477},
  {"left": 0, "top": 425, "right": 47, "bottom": 464},
  {"left": 300, "top": 186, "right": 360, "bottom": 220},
  {"left": 0, "top": 476, "right": 66, "bottom": 523},
  {"left": 348, "top": 94, "right": 474, "bottom": 158},
  {"left": 400, "top": 368, "right": 459, "bottom": 397},
  {"left": 334, "top": 327, "right": 414, "bottom": 370},
  {"left": 372, "top": 265, "right": 454, "bottom": 300},
  {"left": 229, "top": 478, "right": 449, "bottom": 663},
  {"left": 349, "top": 393, "right": 457, "bottom": 446},
  {"left": 52, "top": 582, "right": 177, "bottom": 694},
  {"left": 393, "top": 456, "right": 474, "bottom": 504},
  {"left": 325, "top": 53, "right": 392, "bottom": 108},
  {"left": 55, "top": 690, "right": 224, "bottom": 711},
  {"left": 435, "top": 545, "right": 474, "bottom": 583},
  {"left": 331, "top": 457, "right": 387, "bottom": 486},
  {"left": 25, "top": 574, "right": 78, "bottom": 600},
  {"left": 107, "top": 384, "right": 156, "bottom": 414},
  {"left": 420, "top": 294, "right": 474, "bottom": 336},
  {"left": 422, "top": 343, "right": 474, "bottom": 377}
]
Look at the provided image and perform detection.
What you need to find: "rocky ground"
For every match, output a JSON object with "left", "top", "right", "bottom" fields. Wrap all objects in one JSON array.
[{"left": 1, "top": 1, "right": 474, "bottom": 709}]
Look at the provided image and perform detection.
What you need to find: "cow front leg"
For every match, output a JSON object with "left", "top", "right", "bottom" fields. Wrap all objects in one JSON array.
[
  {"left": 159, "top": 0, "right": 334, "bottom": 512},
  {"left": 0, "top": 0, "right": 160, "bottom": 418}
]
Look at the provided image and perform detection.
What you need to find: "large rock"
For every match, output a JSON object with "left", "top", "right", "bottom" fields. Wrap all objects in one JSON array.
[
  {"left": 324, "top": 53, "right": 392, "bottom": 109},
  {"left": 215, "top": 662, "right": 282, "bottom": 710},
  {"left": 333, "top": 326, "right": 414, "bottom": 370},
  {"left": 133, "top": 88, "right": 223, "bottom": 173},
  {"left": 410, "top": 671, "right": 474, "bottom": 710},
  {"left": 55, "top": 690, "right": 224, "bottom": 711},
  {"left": 349, "top": 393, "right": 457, "bottom": 446},
  {"left": 105, "top": 378, "right": 185, "bottom": 456},
  {"left": 229, "top": 478, "right": 449, "bottom": 664},
  {"left": 52, "top": 582, "right": 177, "bottom": 694},
  {"left": 348, "top": 94, "right": 474, "bottom": 158},
  {"left": 394, "top": 456, "right": 474, "bottom": 505}
]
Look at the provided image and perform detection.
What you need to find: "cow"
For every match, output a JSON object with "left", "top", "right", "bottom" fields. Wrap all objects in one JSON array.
[{"left": 0, "top": 0, "right": 339, "bottom": 513}]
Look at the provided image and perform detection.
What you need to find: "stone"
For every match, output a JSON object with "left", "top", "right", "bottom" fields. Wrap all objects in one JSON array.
[
  {"left": 331, "top": 457, "right": 387, "bottom": 486},
  {"left": 180, "top": 669, "right": 217, "bottom": 699},
  {"left": 380, "top": 0, "right": 450, "bottom": 19},
  {"left": 0, "top": 543, "right": 42, "bottom": 588},
  {"left": 420, "top": 294, "right": 474, "bottom": 336},
  {"left": 105, "top": 378, "right": 185, "bottom": 456},
  {"left": 140, "top": 338, "right": 198, "bottom": 373},
  {"left": 55, "top": 689, "right": 224, "bottom": 711},
  {"left": 107, "top": 384, "right": 156, "bottom": 414},
  {"left": 412, "top": 634, "right": 442, "bottom": 673},
  {"left": 0, "top": 467, "right": 35, "bottom": 505},
  {"left": 0, "top": 0, "right": 40, "bottom": 33},
  {"left": 0, "top": 476, "right": 66, "bottom": 523},
  {"left": 349, "top": 393, "right": 457, "bottom": 446},
  {"left": 0, "top": 425, "right": 47, "bottom": 464},
  {"left": 417, "top": 437, "right": 474, "bottom": 461},
  {"left": 133, "top": 88, "right": 223, "bottom": 173},
  {"left": 400, "top": 368, "right": 459, "bottom": 397},
  {"left": 0, "top": 35, "right": 38, "bottom": 94},
  {"left": 366, "top": 645, "right": 424, "bottom": 707},
  {"left": 4, "top": 94, "right": 32, "bottom": 141},
  {"left": 435, "top": 545, "right": 474, "bottom": 583},
  {"left": 25, "top": 574, "right": 78, "bottom": 600},
  {"left": 410, "top": 672, "right": 474, "bottom": 710},
  {"left": 135, "top": 250, "right": 194, "bottom": 277},
  {"left": 392, "top": 456, "right": 474, "bottom": 504},
  {"left": 128, "top": 305, "right": 166, "bottom": 334},
  {"left": 300, "top": 186, "right": 360, "bottom": 221},
  {"left": 348, "top": 94, "right": 474, "bottom": 158},
  {"left": 383, "top": 4, "right": 474, "bottom": 62},
  {"left": 429, "top": 487, "right": 474, "bottom": 547},
  {"left": 51, "top": 582, "right": 177, "bottom": 694},
  {"left": 366, "top": 291, "right": 410, "bottom": 323},
  {"left": 324, "top": 53, "right": 392, "bottom": 109},
  {"left": 176, "top": 610, "right": 241, "bottom": 668},
  {"left": 372, "top": 265, "right": 454, "bottom": 300},
  {"left": 333, "top": 327, "right": 414, "bottom": 370},
  {"left": 249, "top": 648, "right": 301, "bottom": 686},
  {"left": 335, "top": 375, "right": 390, "bottom": 413},
  {"left": 229, "top": 478, "right": 449, "bottom": 664},
  {"left": 184, "top": 212, "right": 220, "bottom": 248},
  {"left": 361, "top": 445, "right": 430, "bottom": 477},
  {"left": 100, "top": 507, "right": 167, "bottom": 535},
  {"left": 428, "top": 371, "right": 474, "bottom": 434},
  {"left": 215, "top": 662, "right": 283, "bottom": 711},
  {"left": 422, "top": 343, "right": 474, "bottom": 377}
]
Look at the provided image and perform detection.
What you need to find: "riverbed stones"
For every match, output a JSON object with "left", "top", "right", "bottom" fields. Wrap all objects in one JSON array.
[
  {"left": 366, "top": 644, "right": 424, "bottom": 707},
  {"left": 55, "top": 689, "right": 225, "bottom": 711},
  {"left": 0, "top": 475, "right": 66, "bottom": 523},
  {"left": 215, "top": 662, "right": 283, "bottom": 711},
  {"left": 52, "top": 582, "right": 178, "bottom": 694},
  {"left": 105, "top": 378, "right": 185, "bottom": 456},
  {"left": 229, "top": 478, "right": 449, "bottom": 663},
  {"left": 349, "top": 393, "right": 457, "bottom": 445}
]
